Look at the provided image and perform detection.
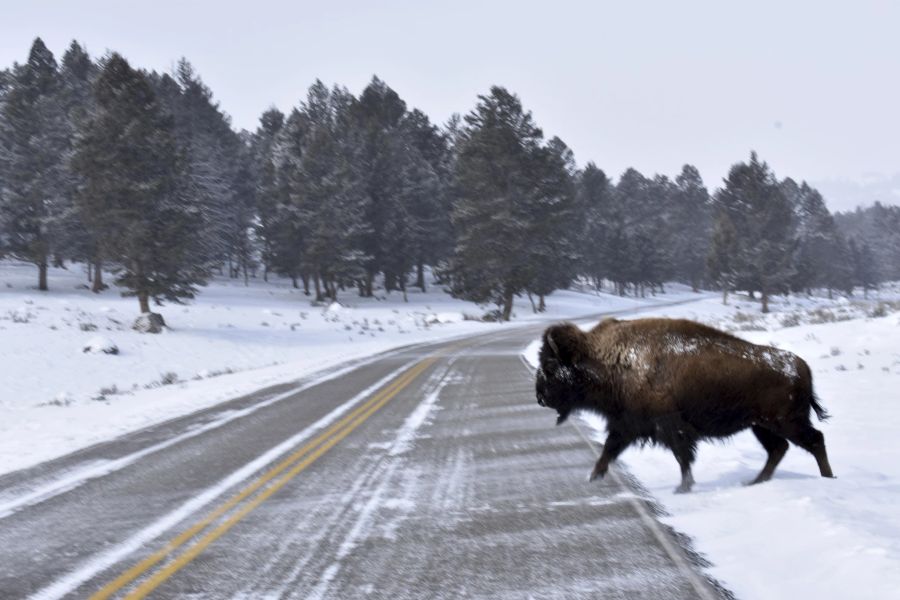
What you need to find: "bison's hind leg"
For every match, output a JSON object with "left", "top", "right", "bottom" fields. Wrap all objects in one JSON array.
[
  {"left": 783, "top": 421, "right": 835, "bottom": 479},
  {"left": 749, "top": 425, "right": 789, "bottom": 484},
  {"left": 669, "top": 435, "right": 698, "bottom": 494}
]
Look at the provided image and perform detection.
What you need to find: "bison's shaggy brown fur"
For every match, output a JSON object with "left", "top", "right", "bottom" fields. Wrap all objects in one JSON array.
[{"left": 535, "top": 318, "right": 834, "bottom": 492}]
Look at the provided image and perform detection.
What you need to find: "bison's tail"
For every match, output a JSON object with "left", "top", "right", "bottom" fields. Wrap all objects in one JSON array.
[
  {"left": 810, "top": 392, "right": 830, "bottom": 422},
  {"left": 797, "top": 358, "right": 830, "bottom": 422}
]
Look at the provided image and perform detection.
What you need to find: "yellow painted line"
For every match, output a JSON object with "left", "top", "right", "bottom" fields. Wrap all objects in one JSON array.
[{"left": 91, "top": 358, "right": 434, "bottom": 600}]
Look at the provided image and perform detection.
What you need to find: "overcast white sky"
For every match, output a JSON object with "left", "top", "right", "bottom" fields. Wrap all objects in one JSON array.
[{"left": 2, "top": 0, "right": 898, "bottom": 211}]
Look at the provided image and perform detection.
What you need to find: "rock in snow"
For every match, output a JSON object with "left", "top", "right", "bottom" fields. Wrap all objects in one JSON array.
[
  {"left": 133, "top": 312, "right": 166, "bottom": 334},
  {"left": 82, "top": 336, "right": 119, "bottom": 355}
]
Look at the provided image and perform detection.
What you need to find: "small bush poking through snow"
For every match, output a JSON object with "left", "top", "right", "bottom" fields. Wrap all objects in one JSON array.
[
  {"left": 8, "top": 309, "right": 32, "bottom": 323},
  {"left": 870, "top": 303, "right": 888, "bottom": 318},
  {"left": 780, "top": 313, "right": 802, "bottom": 328},
  {"left": 48, "top": 392, "right": 74, "bottom": 407},
  {"left": 158, "top": 372, "right": 179, "bottom": 386},
  {"left": 82, "top": 336, "right": 119, "bottom": 355}
]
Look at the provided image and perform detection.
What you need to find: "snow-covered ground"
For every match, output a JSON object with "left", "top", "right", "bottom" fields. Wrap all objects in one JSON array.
[
  {"left": 0, "top": 261, "right": 691, "bottom": 477},
  {"left": 524, "top": 287, "right": 900, "bottom": 600}
]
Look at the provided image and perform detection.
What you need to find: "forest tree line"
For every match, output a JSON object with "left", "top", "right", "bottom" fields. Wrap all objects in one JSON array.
[{"left": 1, "top": 39, "right": 897, "bottom": 319}]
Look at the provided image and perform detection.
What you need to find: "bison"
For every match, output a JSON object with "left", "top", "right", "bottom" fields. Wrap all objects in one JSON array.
[{"left": 534, "top": 318, "right": 835, "bottom": 493}]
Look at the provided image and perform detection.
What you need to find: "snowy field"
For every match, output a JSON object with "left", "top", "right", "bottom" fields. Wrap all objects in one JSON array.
[
  {"left": 0, "top": 260, "right": 692, "bottom": 477},
  {"left": 524, "top": 287, "right": 900, "bottom": 600}
]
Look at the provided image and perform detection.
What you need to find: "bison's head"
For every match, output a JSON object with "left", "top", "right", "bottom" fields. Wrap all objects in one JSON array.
[{"left": 536, "top": 323, "right": 591, "bottom": 425}]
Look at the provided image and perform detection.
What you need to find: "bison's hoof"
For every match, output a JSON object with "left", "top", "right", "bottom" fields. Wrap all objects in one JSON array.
[
  {"left": 588, "top": 469, "right": 605, "bottom": 482},
  {"left": 673, "top": 484, "right": 693, "bottom": 494}
]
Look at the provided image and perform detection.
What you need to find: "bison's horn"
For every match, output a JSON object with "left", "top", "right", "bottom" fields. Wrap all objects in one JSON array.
[{"left": 547, "top": 333, "right": 559, "bottom": 357}]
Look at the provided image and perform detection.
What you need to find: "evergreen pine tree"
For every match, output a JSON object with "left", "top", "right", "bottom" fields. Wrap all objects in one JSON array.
[
  {"left": 714, "top": 152, "right": 796, "bottom": 312},
  {"left": 524, "top": 136, "right": 579, "bottom": 311},
  {"left": 789, "top": 181, "right": 848, "bottom": 296},
  {"left": 402, "top": 109, "right": 453, "bottom": 292},
  {"left": 71, "top": 53, "right": 207, "bottom": 318},
  {"left": 285, "top": 82, "right": 369, "bottom": 301},
  {"left": 159, "top": 60, "right": 253, "bottom": 277},
  {"left": 576, "top": 163, "right": 614, "bottom": 290},
  {"left": 451, "top": 87, "right": 561, "bottom": 320},
  {"left": 671, "top": 165, "right": 711, "bottom": 291},
  {"left": 352, "top": 76, "right": 408, "bottom": 296},
  {"left": 615, "top": 168, "right": 669, "bottom": 295},
  {"left": 848, "top": 238, "right": 879, "bottom": 297},
  {"left": 707, "top": 211, "right": 738, "bottom": 304},
  {"left": 58, "top": 41, "right": 103, "bottom": 289},
  {"left": 251, "top": 108, "right": 286, "bottom": 282},
  {"left": 0, "top": 38, "right": 68, "bottom": 290},
  {"left": 268, "top": 105, "right": 310, "bottom": 287}
]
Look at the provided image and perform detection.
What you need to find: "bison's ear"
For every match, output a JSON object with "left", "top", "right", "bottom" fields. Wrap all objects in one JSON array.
[{"left": 543, "top": 323, "right": 589, "bottom": 366}]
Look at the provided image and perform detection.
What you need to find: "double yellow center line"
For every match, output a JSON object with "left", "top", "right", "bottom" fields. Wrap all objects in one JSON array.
[{"left": 91, "top": 357, "right": 436, "bottom": 600}]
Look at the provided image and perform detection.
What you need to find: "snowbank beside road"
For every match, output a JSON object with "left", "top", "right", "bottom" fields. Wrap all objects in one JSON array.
[{"left": 523, "top": 290, "right": 900, "bottom": 600}]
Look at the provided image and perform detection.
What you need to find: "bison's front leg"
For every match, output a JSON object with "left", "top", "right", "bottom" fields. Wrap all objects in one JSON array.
[{"left": 589, "top": 430, "right": 632, "bottom": 482}]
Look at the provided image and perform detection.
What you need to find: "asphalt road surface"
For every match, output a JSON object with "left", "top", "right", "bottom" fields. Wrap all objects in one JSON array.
[{"left": 0, "top": 306, "right": 728, "bottom": 599}]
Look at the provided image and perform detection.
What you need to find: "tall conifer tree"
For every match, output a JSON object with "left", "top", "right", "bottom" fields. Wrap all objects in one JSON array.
[{"left": 72, "top": 54, "right": 206, "bottom": 317}]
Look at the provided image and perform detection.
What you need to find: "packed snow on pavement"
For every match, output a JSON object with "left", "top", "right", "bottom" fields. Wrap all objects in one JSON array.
[
  {"left": 0, "top": 260, "right": 694, "bottom": 476},
  {"left": 524, "top": 287, "right": 900, "bottom": 600}
]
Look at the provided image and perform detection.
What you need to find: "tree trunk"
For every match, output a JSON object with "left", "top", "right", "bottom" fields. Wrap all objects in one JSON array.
[
  {"left": 365, "top": 271, "right": 374, "bottom": 297},
  {"left": 87, "top": 262, "right": 92, "bottom": 283},
  {"left": 722, "top": 288, "right": 729, "bottom": 305},
  {"left": 301, "top": 273, "right": 310, "bottom": 296},
  {"left": 138, "top": 291, "right": 151, "bottom": 314},
  {"left": 527, "top": 291, "right": 537, "bottom": 313},
  {"left": 761, "top": 289, "right": 770, "bottom": 313},
  {"left": 416, "top": 262, "right": 426, "bottom": 292},
  {"left": 291, "top": 276, "right": 298, "bottom": 289},
  {"left": 538, "top": 294, "right": 546, "bottom": 312},
  {"left": 91, "top": 260, "right": 104, "bottom": 293},
  {"left": 38, "top": 261, "right": 48, "bottom": 291},
  {"left": 263, "top": 264, "right": 268, "bottom": 282},
  {"left": 400, "top": 278, "right": 407, "bottom": 302},
  {"left": 501, "top": 287, "right": 515, "bottom": 321},
  {"left": 314, "top": 273, "right": 323, "bottom": 302}
]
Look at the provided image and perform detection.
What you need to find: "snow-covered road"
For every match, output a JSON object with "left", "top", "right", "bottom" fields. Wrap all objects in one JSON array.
[{"left": 1, "top": 302, "right": 724, "bottom": 599}]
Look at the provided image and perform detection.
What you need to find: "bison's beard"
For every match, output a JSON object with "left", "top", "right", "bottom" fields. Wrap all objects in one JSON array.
[{"left": 555, "top": 407, "right": 571, "bottom": 426}]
